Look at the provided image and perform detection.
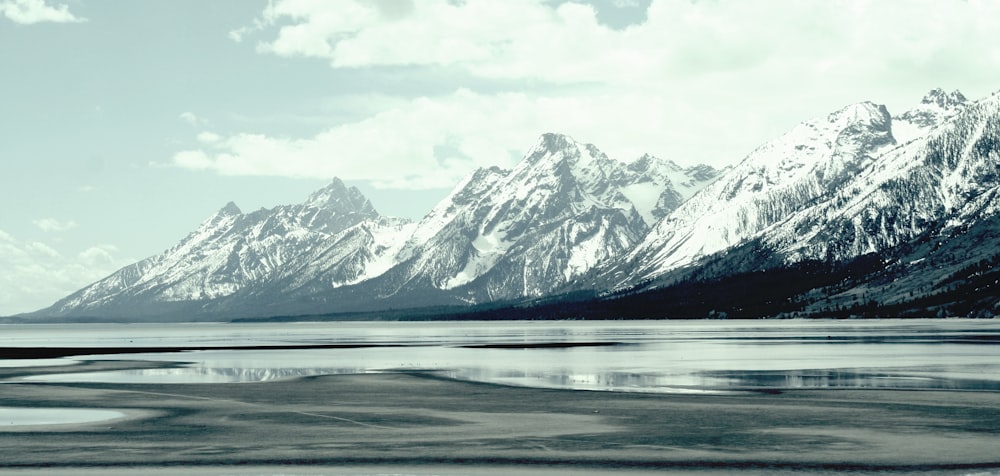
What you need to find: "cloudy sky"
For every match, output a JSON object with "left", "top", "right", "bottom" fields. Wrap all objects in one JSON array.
[{"left": 2, "top": 0, "right": 999, "bottom": 316}]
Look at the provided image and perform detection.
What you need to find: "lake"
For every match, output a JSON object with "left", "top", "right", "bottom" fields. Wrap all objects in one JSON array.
[{"left": 3, "top": 319, "right": 999, "bottom": 393}]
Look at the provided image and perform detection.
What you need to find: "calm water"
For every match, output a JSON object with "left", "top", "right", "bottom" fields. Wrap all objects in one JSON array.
[
  {"left": 3, "top": 319, "right": 1000, "bottom": 393},
  {"left": 0, "top": 407, "right": 125, "bottom": 427}
]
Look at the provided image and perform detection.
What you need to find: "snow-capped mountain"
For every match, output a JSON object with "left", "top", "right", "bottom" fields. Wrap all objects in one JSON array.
[
  {"left": 344, "top": 133, "right": 722, "bottom": 304},
  {"left": 609, "top": 100, "right": 897, "bottom": 285},
  {"left": 892, "top": 88, "right": 968, "bottom": 144},
  {"left": 763, "top": 89, "right": 995, "bottom": 262},
  {"left": 27, "top": 87, "right": 1000, "bottom": 321},
  {"left": 35, "top": 134, "right": 720, "bottom": 319},
  {"left": 41, "top": 178, "right": 391, "bottom": 318},
  {"left": 611, "top": 88, "right": 995, "bottom": 292}
]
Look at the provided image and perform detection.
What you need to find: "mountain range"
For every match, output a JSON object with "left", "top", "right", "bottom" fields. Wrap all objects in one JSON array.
[{"left": 24, "top": 87, "right": 1000, "bottom": 321}]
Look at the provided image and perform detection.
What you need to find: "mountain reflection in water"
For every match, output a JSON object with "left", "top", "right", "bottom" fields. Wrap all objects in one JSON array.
[{"left": 6, "top": 319, "right": 1000, "bottom": 393}]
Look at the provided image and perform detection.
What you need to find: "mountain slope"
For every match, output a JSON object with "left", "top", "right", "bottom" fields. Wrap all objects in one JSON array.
[
  {"left": 610, "top": 89, "right": 981, "bottom": 289},
  {"left": 27, "top": 88, "right": 1000, "bottom": 322},
  {"left": 366, "top": 133, "right": 721, "bottom": 304},
  {"left": 763, "top": 90, "right": 996, "bottom": 263},
  {"left": 39, "top": 179, "right": 387, "bottom": 319},
  {"left": 34, "top": 134, "right": 721, "bottom": 320}
]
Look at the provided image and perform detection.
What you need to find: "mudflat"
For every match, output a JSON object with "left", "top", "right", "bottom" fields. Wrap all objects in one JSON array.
[{"left": 1, "top": 360, "right": 1000, "bottom": 472}]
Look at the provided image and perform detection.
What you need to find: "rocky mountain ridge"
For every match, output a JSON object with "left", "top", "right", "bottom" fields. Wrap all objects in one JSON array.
[
  {"left": 35, "top": 134, "right": 721, "bottom": 320},
  {"left": 26, "top": 87, "right": 1000, "bottom": 321}
]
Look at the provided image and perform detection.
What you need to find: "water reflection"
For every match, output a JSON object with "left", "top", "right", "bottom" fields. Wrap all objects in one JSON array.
[
  {"left": 0, "top": 407, "right": 125, "bottom": 428},
  {"left": 24, "top": 366, "right": 369, "bottom": 384},
  {"left": 0, "top": 358, "right": 78, "bottom": 368},
  {"left": 5, "top": 319, "right": 1000, "bottom": 393},
  {"left": 697, "top": 368, "right": 1000, "bottom": 391},
  {"left": 444, "top": 366, "right": 1000, "bottom": 393},
  {"left": 22, "top": 359, "right": 1000, "bottom": 394}
]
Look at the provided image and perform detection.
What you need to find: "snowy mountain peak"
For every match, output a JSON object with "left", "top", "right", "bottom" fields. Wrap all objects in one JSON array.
[
  {"left": 385, "top": 132, "right": 724, "bottom": 298},
  {"left": 827, "top": 101, "right": 892, "bottom": 132},
  {"left": 685, "top": 164, "right": 724, "bottom": 183},
  {"left": 518, "top": 133, "right": 609, "bottom": 172},
  {"left": 894, "top": 88, "right": 969, "bottom": 144},
  {"left": 30, "top": 88, "right": 1000, "bottom": 321},
  {"left": 533, "top": 132, "right": 579, "bottom": 154},
  {"left": 736, "top": 100, "right": 892, "bottom": 183},
  {"left": 921, "top": 88, "right": 968, "bottom": 109},
  {"left": 218, "top": 201, "right": 242, "bottom": 217},
  {"left": 626, "top": 154, "right": 722, "bottom": 188},
  {"left": 617, "top": 99, "right": 897, "bottom": 283},
  {"left": 396, "top": 165, "right": 510, "bottom": 260},
  {"left": 199, "top": 201, "right": 243, "bottom": 231},
  {"left": 628, "top": 153, "right": 679, "bottom": 174},
  {"left": 830, "top": 102, "right": 893, "bottom": 153},
  {"left": 304, "top": 178, "right": 377, "bottom": 215}
]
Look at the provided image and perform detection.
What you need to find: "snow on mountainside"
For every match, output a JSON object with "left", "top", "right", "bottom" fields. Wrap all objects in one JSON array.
[
  {"left": 621, "top": 154, "right": 722, "bottom": 225},
  {"left": 614, "top": 88, "right": 998, "bottom": 290},
  {"left": 373, "top": 133, "right": 721, "bottom": 302},
  {"left": 769, "top": 90, "right": 999, "bottom": 262},
  {"left": 42, "top": 179, "right": 388, "bottom": 317},
  {"left": 893, "top": 88, "right": 968, "bottom": 144},
  {"left": 34, "top": 87, "right": 997, "bottom": 321},
  {"left": 36, "top": 134, "right": 720, "bottom": 319},
  {"left": 615, "top": 100, "right": 896, "bottom": 284},
  {"left": 267, "top": 216, "right": 417, "bottom": 293}
]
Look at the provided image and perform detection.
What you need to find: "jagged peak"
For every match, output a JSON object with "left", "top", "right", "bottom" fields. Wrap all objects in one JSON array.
[
  {"left": 468, "top": 165, "right": 510, "bottom": 182},
  {"left": 745, "top": 100, "right": 891, "bottom": 158},
  {"left": 217, "top": 201, "right": 242, "bottom": 217},
  {"left": 521, "top": 133, "right": 586, "bottom": 165},
  {"left": 684, "top": 163, "right": 723, "bottom": 182},
  {"left": 518, "top": 132, "right": 614, "bottom": 177},
  {"left": 634, "top": 152, "right": 657, "bottom": 163},
  {"left": 921, "top": 88, "right": 967, "bottom": 109},
  {"left": 305, "top": 178, "right": 349, "bottom": 206},
  {"left": 630, "top": 153, "right": 672, "bottom": 167},
  {"left": 825, "top": 101, "right": 891, "bottom": 126},
  {"left": 535, "top": 132, "right": 580, "bottom": 151},
  {"left": 195, "top": 201, "right": 243, "bottom": 233},
  {"left": 304, "top": 178, "right": 377, "bottom": 216},
  {"left": 632, "top": 153, "right": 718, "bottom": 174},
  {"left": 893, "top": 88, "right": 969, "bottom": 142},
  {"left": 200, "top": 201, "right": 242, "bottom": 228}
]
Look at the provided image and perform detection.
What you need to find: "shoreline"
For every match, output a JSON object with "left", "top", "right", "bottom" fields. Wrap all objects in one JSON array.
[{"left": 2, "top": 361, "right": 1000, "bottom": 471}]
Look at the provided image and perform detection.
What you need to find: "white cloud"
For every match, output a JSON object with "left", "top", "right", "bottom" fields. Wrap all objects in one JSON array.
[
  {"left": 0, "top": 0, "right": 84, "bottom": 24},
  {"left": 179, "top": 111, "right": 209, "bottom": 127},
  {"left": 246, "top": 0, "right": 620, "bottom": 81},
  {"left": 203, "top": 0, "right": 1000, "bottom": 187},
  {"left": 196, "top": 131, "right": 222, "bottom": 144},
  {"left": 77, "top": 244, "right": 119, "bottom": 268},
  {"left": 173, "top": 90, "right": 528, "bottom": 189},
  {"left": 171, "top": 88, "right": 755, "bottom": 188},
  {"left": 32, "top": 217, "right": 78, "bottom": 233},
  {"left": 0, "top": 230, "right": 129, "bottom": 316},
  {"left": 236, "top": 0, "right": 1000, "bottom": 85}
]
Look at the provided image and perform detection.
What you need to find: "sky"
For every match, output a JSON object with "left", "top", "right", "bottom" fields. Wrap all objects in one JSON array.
[{"left": 1, "top": 0, "right": 999, "bottom": 316}]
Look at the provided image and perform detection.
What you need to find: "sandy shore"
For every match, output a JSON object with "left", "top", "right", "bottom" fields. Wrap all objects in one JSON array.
[{"left": 1, "top": 360, "right": 1000, "bottom": 473}]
